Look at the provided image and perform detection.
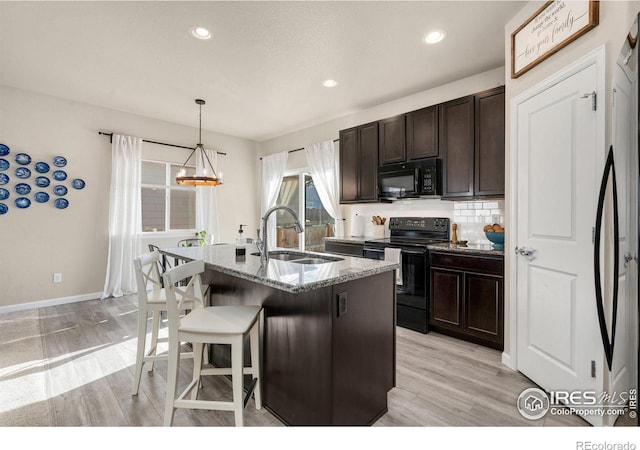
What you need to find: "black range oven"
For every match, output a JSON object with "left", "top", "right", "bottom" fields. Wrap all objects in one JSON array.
[{"left": 363, "top": 217, "right": 450, "bottom": 333}]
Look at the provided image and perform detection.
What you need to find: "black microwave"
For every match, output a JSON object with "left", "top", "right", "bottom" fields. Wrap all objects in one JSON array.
[{"left": 377, "top": 158, "right": 442, "bottom": 199}]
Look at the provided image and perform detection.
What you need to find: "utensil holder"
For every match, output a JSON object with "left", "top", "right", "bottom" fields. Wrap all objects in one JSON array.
[{"left": 372, "top": 225, "right": 385, "bottom": 239}]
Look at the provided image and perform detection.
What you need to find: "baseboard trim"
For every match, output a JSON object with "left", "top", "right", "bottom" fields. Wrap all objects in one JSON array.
[
  {"left": 0, "top": 292, "right": 103, "bottom": 314},
  {"left": 501, "top": 352, "right": 516, "bottom": 371}
]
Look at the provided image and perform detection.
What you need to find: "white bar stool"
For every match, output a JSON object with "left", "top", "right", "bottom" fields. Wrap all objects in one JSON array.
[
  {"left": 162, "top": 259, "right": 262, "bottom": 427},
  {"left": 131, "top": 251, "right": 200, "bottom": 396}
]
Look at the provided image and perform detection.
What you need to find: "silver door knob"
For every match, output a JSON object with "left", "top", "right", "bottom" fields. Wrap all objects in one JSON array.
[
  {"left": 516, "top": 246, "right": 536, "bottom": 261},
  {"left": 624, "top": 252, "right": 636, "bottom": 268}
]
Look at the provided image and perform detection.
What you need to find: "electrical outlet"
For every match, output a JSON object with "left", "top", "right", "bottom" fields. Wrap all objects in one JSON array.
[{"left": 53, "top": 273, "right": 62, "bottom": 283}]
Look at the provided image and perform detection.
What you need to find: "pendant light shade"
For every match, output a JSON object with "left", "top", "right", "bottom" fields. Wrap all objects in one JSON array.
[{"left": 176, "top": 99, "right": 223, "bottom": 186}]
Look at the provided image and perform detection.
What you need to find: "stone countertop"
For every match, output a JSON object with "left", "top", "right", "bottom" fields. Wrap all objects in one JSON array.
[
  {"left": 426, "top": 242, "right": 505, "bottom": 257},
  {"left": 324, "top": 236, "right": 371, "bottom": 244},
  {"left": 161, "top": 244, "right": 399, "bottom": 294}
]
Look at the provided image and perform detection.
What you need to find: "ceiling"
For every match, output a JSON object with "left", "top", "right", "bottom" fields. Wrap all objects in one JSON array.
[{"left": 0, "top": 1, "right": 523, "bottom": 142}]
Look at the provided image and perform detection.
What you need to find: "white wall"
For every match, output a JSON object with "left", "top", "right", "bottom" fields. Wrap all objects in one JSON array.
[
  {"left": 0, "top": 85, "right": 258, "bottom": 309},
  {"left": 502, "top": 0, "right": 640, "bottom": 360}
]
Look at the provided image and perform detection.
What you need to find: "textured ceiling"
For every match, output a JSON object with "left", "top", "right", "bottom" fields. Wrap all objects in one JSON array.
[{"left": 0, "top": 1, "right": 523, "bottom": 141}]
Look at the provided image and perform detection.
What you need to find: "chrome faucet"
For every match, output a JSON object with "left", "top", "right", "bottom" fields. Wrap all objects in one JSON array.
[{"left": 256, "top": 205, "right": 304, "bottom": 264}]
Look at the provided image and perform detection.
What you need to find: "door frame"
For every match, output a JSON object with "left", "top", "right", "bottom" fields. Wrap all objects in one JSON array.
[{"left": 506, "top": 46, "right": 606, "bottom": 370}]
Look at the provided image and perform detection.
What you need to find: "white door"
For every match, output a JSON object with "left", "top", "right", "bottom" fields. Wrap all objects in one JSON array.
[{"left": 515, "top": 56, "right": 604, "bottom": 425}]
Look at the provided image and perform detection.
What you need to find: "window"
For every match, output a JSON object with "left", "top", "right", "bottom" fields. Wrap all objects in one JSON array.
[
  {"left": 141, "top": 161, "right": 196, "bottom": 232},
  {"left": 275, "top": 171, "right": 335, "bottom": 252}
]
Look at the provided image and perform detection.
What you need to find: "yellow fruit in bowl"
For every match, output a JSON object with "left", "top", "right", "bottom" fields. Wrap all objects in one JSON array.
[
  {"left": 483, "top": 224, "right": 494, "bottom": 232},
  {"left": 492, "top": 224, "right": 505, "bottom": 233}
]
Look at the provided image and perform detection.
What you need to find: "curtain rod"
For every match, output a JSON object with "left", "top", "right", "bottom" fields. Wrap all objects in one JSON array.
[
  {"left": 98, "top": 131, "right": 227, "bottom": 155},
  {"left": 259, "top": 138, "right": 340, "bottom": 160}
]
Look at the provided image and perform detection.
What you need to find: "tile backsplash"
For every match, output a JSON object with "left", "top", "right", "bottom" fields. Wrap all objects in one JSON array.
[
  {"left": 452, "top": 200, "right": 505, "bottom": 244},
  {"left": 342, "top": 198, "right": 504, "bottom": 245}
]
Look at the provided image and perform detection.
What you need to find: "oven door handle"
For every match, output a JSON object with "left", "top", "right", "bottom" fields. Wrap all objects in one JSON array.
[{"left": 363, "top": 247, "right": 425, "bottom": 256}]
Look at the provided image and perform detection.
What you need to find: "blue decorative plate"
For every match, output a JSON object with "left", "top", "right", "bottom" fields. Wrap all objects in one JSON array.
[
  {"left": 53, "top": 185, "right": 67, "bottom": 196},
  {"left": 34, "top": 176, "right": 50, "bottom": 187},
  {"left": 0, "top": 159, "right": 8, "bottom": 171},
  {"left": 0, "top": 203, "right": 7, "bottom": 214},
  {"left": 52, "top": 156, "right": 67, "bottom": 167},
  {"left": 14, "top": 167, "right": 31, "bottom": 179},
  {"left": 0, "top": 173, "right": 8, "bottom": 185},
  {"left": 34, "top": 192, "right": 49, "bottom": 203},
  {"left": 15, "top": 183, "right": 31, "bottom": 195},
  {"left": 0, "top": 144, "right": 9, "bottom": 157},
  {"left": 0, "top": 188, "right": 8, "bottom": 200},
  {"left": 54, "top": 198, "right": 68, "bottom": 209},
  {"left": 15, "top": 153, "right": 31, "bottom": 165},
  {"left": 14, "top": 197, "right": 30, "bottom": 209},
  {"left": 71, "top": 178, "right": 86, "bottom": 190},
  {"left": 52, "top": 170, "right": 67, "bottom": 181},
  {"left": 34, "top": 162, "right": 50, "bottom": 173}
]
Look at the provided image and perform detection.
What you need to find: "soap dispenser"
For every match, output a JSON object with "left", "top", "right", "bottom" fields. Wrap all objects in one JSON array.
[{"left": 236, "top": 224, "right": 247, "bottom": 256}]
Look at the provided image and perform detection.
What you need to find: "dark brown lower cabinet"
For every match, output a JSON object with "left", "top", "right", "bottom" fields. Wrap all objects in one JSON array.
[{"left": 429, "top": 251, "right": 503, "bottom": 350}]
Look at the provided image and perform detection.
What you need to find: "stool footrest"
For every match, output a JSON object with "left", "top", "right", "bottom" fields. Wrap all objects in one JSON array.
[{"left": 200, "top": 366, "right": 257, "bottom": 376}]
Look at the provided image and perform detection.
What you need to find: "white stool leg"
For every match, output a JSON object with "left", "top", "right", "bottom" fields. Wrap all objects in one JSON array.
[
  {"left": 249, "top": 321, "right": 262, "bottom": 410},
  {"left": 231, "top": 335, "right": 244, "bottom": 427},
  {"left": 131, "top": 308, "right": 148, "bottom": 396},
  {"left": 148, "top": 310, "right": 161, "bottom": 372},
  {"left": 164, "top": 336, "right": 181, "bottom": 426},
  {"left": 191, "top": 342, "right": 204, "bottom": 400}
]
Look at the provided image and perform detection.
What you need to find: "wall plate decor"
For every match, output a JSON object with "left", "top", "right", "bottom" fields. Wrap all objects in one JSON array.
[
  {"left": 54, "top": 198, "right": 69, "bottom": 209},
  {"left": 511, "top": 0, "right": 599, "bottom": 78},
  {"left": 53, "top": 185, "right": 67, "bottom": 196},
  {"left": 0, "top": 203, "right": 7, "bottom": 214},
  {"left": 0, "top": 144, "right": 9, "bottom": 157},
  {"left": 14, "top": 183, "right": 31, "bottom": 195},
  {"left": 14, "top": 167, "right": 31, "bottom": 179},
  {"left": 34, "top": 176, "right": 50, "bottom": 187},
  {"left": 71, "top": 178, "right": 86, "bottom": 190},
  {"left": 34, "top": 192, "right": 49, "bottom": 203},
  {"left": 52, "top": 170, "right": 67, "bottom": 181},
  {"left": 52, "top": 156, "right": 67, "bottom": 167},
  {"left": 0, "top": 159, "right": 9, "bottom": 171},
  {"left": 14, "top": 197, "right": 31, "bottom": 209},
  {"left": 15, "top": 153, "right": 31, "bottom": 165},
  {"left": 0, "top": 188, "right": 8, "bottom": 200},
  {"left": 34, "top": 162, "right": 50, "bottom": 173}
]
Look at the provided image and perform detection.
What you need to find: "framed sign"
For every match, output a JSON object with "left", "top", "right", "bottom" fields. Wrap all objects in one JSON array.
[{"left": 511, "top": 0, "right": 599, "bottom": 78}]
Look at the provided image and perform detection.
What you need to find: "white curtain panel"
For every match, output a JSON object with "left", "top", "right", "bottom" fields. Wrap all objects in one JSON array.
[
  {"left": 102, "top": 134, "right": 142, "bottom": 299},
  {"left": 304, "top": 140, "right": 343, "bottom": 237},
  {"left": 195, "top": 148, "right": 219, "bottom": 244},
  {"left": 261, "top": 151, "right": 288, "bottom": 249}
]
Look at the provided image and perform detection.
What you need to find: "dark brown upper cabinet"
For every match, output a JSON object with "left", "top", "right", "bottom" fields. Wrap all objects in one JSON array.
[
  {"left": 475, "top": 86, "right": 505, "bottom": 197},
  {"left": 440, "top": 86, "right": 505, "bottom": 200},
  {"left": 378, "top": 115, "right": 406, "bottom": 165},
  {"left": 440, "top": 95, "right": 475, "bottom": 199},
  {"left": 406, "top": 105, "right": 438, "bottom": 160},
  {"left": 339, "top": 122, "right": 378, "bottom": 203}
]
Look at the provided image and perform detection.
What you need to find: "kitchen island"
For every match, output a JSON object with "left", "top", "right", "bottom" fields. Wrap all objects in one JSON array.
[{"left": 161, "top": 244, "right": 399, "bottom": 426}]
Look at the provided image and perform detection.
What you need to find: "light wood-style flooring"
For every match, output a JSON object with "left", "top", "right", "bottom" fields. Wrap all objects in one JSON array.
[{"left": 0, "top": 295, "right": 634, "bottom": 426}]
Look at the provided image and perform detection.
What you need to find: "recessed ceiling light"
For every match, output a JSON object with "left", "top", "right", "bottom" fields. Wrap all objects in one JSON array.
[
  {"left": 322, "top": 79, "right": 338, "bottom": 88},
  {"left": 191, "top": 26, "right": 212, "bottom": 40},
  {"left": 423, "top": 30, "right": 446, "bottom": 44}
]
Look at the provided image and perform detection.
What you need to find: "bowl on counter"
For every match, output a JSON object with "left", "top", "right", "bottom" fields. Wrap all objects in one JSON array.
[{"left": 485, "top": 231, "right": 504, "bottom": 249}]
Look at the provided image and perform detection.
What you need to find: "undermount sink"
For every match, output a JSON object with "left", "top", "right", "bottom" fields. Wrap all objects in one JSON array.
[{"left": 250, "top": 251, "right": 343, "bottom": 264}]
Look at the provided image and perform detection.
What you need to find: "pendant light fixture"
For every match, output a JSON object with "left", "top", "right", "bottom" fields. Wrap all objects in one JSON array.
[{"left": 175, "top": 99, "right": 223, "bottom": 186}]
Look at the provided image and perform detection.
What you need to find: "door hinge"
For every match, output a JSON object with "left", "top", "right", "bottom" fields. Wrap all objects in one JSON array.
[
  {"left": 592, "top": 227, "right": 595, "bottom": 244},
  {"left": 581, "top": 91, "right": 597, "bottom": 111},
  {"left": 591, "top": 360, "right": 596, "bottom": 377}
]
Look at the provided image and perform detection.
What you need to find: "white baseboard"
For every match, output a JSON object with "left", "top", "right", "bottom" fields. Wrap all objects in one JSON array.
[
  {"left": 0, "top": 292, "right": 103, "bottom": 314},
  {"left": 501, "top": 352, "right": 516, "bottom": 371}
]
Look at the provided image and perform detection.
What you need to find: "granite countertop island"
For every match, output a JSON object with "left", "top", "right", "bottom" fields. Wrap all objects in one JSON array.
[
  {"left": 162, "top": 243, "right": 398, "bottom": 293},
  {"left": 159, "top": 243, "right": 398, "bottom": 426}
]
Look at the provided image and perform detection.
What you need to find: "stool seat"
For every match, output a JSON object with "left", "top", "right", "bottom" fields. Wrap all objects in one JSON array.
[{"left": 180, "top": 306, "right": 261, "bottom": 335}]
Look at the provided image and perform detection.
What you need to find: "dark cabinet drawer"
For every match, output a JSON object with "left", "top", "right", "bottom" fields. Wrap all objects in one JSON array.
[
  {"left": 324, "top": 241, "right": 364, "bottom": 257},
  {"left": 429, "top": 251, "right": 503, "bottom": 276}
]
